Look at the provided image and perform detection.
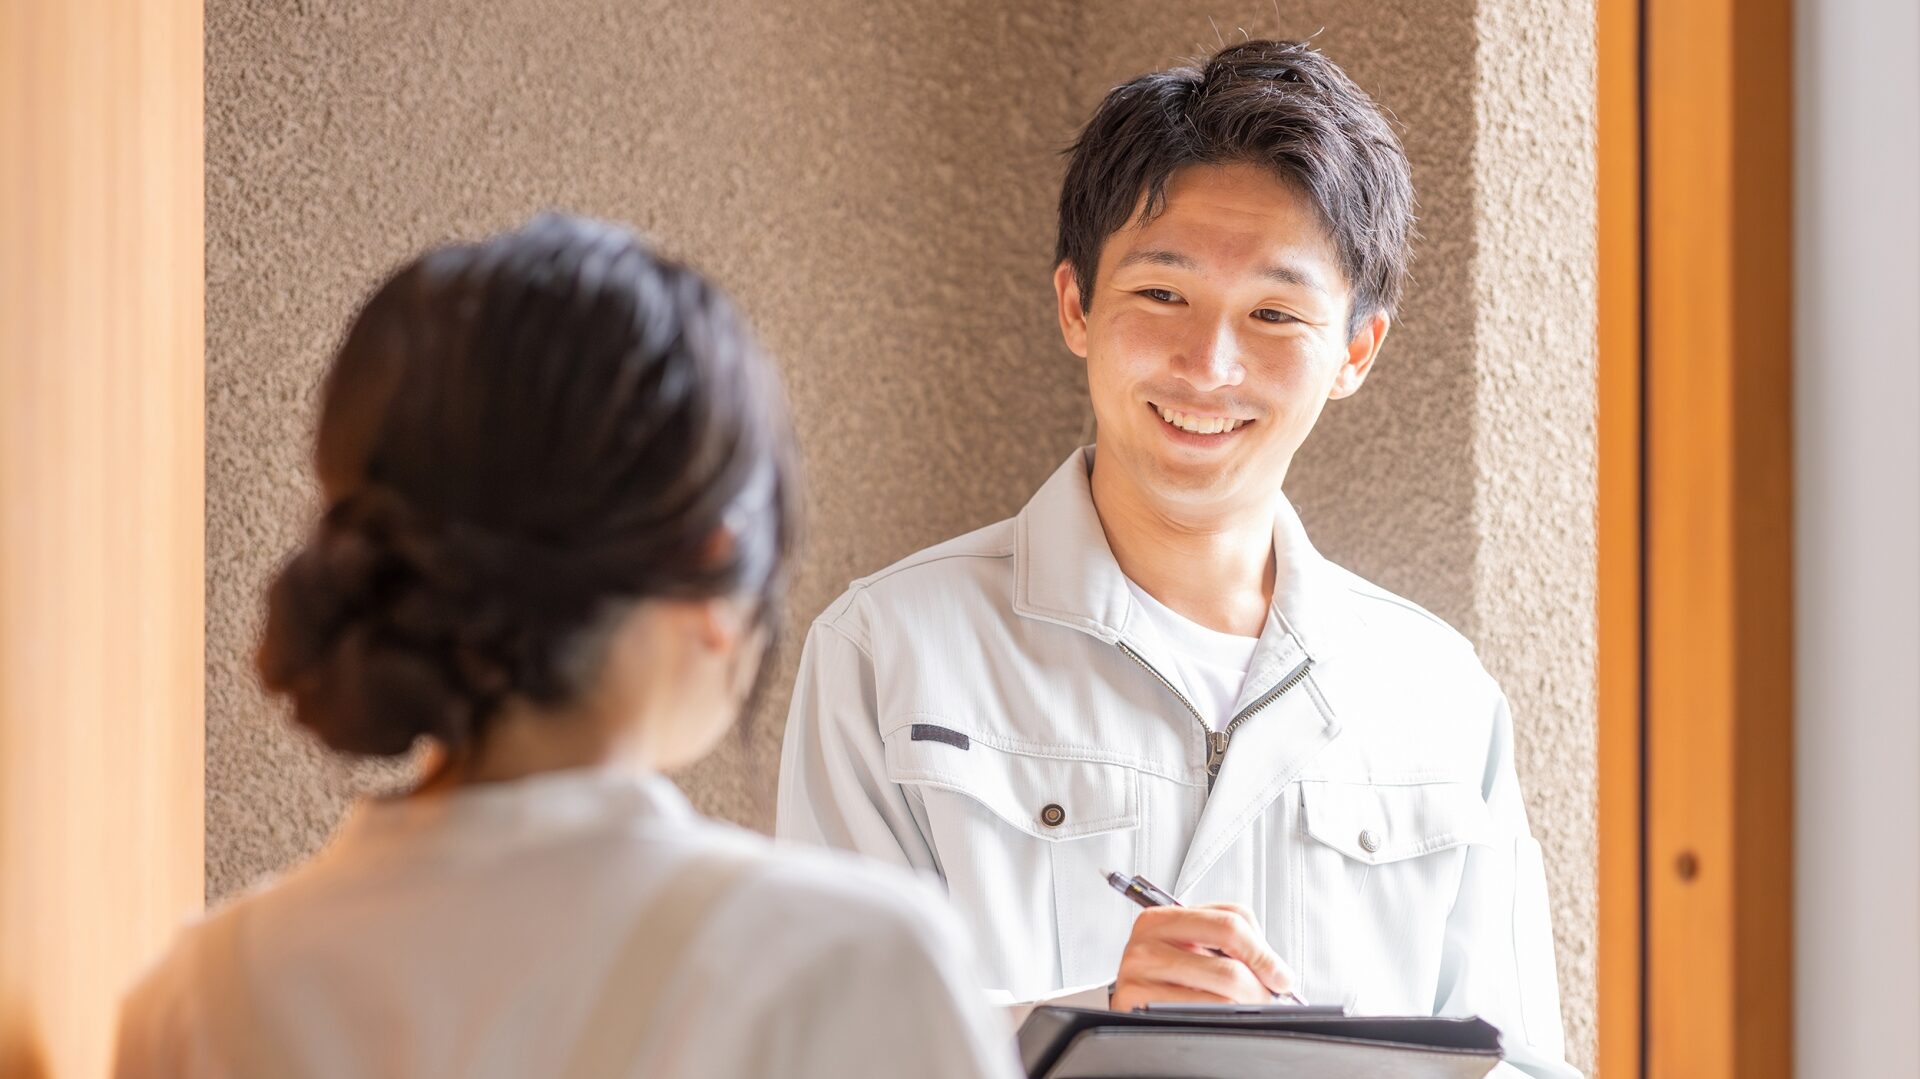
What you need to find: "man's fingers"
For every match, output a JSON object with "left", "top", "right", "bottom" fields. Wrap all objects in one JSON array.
[
  {"left": 1152, "top": 905, "right": 1297, "bottom": 997},
  {"left": 1121, "top": 940, "right": 1266, "bottom": 1001},
  {"left": 1119, "top": 907, "right": 1294, "bottom": 1003}
]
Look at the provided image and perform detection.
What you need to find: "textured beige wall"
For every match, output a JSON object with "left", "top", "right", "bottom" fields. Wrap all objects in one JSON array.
[
  {"left": 206, "top": 0, "right": 1087, "bottom": 889},
  {"left": 207, "top": 0, "right": 1594, "bottom": 1071},
  {"left": 1468, "top": 3, "right": 1598, "bottom": 1070}
]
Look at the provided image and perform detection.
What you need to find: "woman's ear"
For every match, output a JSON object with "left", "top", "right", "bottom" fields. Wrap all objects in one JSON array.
[
  {"left": 1053, "top": 261, "right": 1090, "bottom": 359},
  {"left": 687, "top": 524, "right": 750, "bottom": 653},
  {"left": 692, "top": 596, "right": 746, "bottom": 655}
]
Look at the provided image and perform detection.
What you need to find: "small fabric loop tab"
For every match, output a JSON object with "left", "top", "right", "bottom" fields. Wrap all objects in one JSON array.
[{"left": 909, "top": 723, "right": 971, "bottom": 750}]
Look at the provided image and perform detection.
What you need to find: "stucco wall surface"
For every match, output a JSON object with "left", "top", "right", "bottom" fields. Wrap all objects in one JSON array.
[
  {"left": 206, "top": 0, "right": 1087, "bottom": 893},
  {"left": 1468, "top": 3, "right": 1599, "bottom": 1068},
  {"left": 207, "top": 1, "right": 1595, "bottom": 1072}
]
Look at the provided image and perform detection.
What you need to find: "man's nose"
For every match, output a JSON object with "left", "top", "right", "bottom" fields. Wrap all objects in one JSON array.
[{"left": 1173, "top": 319, "right": 1247, "bottom": 393}]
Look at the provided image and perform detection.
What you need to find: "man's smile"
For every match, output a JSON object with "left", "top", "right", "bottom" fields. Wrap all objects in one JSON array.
[{"left": 1151, "top": 401, "right": 1255, "bottom": 440}]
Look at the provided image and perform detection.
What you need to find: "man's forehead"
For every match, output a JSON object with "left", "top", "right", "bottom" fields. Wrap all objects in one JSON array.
[
  {"left": 1114, "top": 246, "right": 1333, "bottom": 297},
  {"left": 1106, "top": 165, "right": 1342, "bottom": 272}
]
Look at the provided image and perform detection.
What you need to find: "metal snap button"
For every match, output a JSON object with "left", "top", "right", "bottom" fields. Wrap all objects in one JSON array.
[
  {"left": 1040, "top": 803, "right": 1066, "bottom": 828},
  {"left": 1358, "top": 829, "right": 1381, "bottom": 853}
]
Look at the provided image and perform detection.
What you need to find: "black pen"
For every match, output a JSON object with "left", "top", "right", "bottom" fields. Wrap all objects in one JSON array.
[{"left": 1104, "top": 870, "right": 1309, "bottom": 1006}]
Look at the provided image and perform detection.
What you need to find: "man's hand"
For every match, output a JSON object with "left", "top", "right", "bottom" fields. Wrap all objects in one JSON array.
[{"left": 1108, "top": 903, "right": 1297, "bottom": 1013}]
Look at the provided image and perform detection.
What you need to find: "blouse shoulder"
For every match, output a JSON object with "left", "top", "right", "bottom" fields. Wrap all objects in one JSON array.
[
  {"left": 112, "top": 877, "right": 294, "bottom": 1079},
  {"left": 743, "top": 836, "right": 963, "bottom": 945},
  {"left": 112, "top": 912, "right": 229, "bottom": 1076}
]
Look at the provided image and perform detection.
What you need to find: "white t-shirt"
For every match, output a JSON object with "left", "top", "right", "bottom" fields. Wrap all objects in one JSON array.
[
  {"left": 1123, "top": 577, "right": 1261, "bottom": 730},
  {"left": 114, "top": 767, "right": 1021, "bottom": 1079}
]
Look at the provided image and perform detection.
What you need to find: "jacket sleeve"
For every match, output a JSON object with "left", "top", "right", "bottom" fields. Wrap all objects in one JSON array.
[
  {"left": 776, "top": 614, "right": 1110, "bottom": 1013},
  {"left": 776, "top": 614, "right": 940, "bottom": 876},
  {"left": 1434, "top": 691, "right": 1584, "bottom": 1079}
]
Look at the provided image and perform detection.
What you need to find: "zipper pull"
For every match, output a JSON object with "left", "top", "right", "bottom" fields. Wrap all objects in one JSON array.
[{"left": 1206, "top": 730, "right": 1231, "bottom": 777}]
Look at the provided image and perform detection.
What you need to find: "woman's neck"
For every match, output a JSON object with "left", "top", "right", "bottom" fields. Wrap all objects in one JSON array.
[{"left": 411, "top": 702, "right": 639, "bottom": 796}]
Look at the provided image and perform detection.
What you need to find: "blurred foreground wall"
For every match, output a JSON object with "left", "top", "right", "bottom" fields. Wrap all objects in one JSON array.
[{"left": 1, "top": 3, "right": 205, "bottom": 1076}]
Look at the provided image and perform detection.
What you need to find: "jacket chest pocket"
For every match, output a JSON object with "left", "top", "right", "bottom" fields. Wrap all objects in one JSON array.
[
  {"left": 885, "top": 727, "right": 1145, "bottom": 995},
  {"left": 1293, "top": 780, "right": 1492, "bottom": 1012}
]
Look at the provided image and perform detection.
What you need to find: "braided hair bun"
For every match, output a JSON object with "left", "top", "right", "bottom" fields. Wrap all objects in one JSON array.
[{"left": 257, "top": 215, "right": 799, "bottom": 758}]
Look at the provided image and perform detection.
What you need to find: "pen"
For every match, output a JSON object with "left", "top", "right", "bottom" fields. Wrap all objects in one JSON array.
[{"left": 1104, "top": 870, "right": 1309, "bottom": 1006}]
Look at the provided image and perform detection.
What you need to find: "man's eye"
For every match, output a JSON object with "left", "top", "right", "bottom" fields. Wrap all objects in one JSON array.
[
  {"left": 1140, "top": 288, "right": 1180, "bottom": 303},
  {"left": 1253, "top": 308, "right": 1297, "bottom": 324}
]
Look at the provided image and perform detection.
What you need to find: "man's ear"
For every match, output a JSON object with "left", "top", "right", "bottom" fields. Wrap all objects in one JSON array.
[
  {"left": 1053, "top": 261, "right": 1090, "bottom": 359},
  {"left": 1329, "top": 310, "right": 1390, "bottom": 400}
]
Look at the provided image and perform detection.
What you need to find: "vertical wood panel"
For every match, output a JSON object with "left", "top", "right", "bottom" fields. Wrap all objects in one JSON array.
[
  {"left": 1596, "top": 0, "right": 1642, "bottom": 1074},
  {"left": 0, "top": 3, "right": 206, "bottom": 1077},
  {"left": 1725, "top": 4, "right": 1795, "bottom": 1073},
  {"left": 1643, "top": 0, "right": 1793, "bottom": 1076},
  {"left": 1645, "top": 8, "right": 1735, "bottom": 1071}
]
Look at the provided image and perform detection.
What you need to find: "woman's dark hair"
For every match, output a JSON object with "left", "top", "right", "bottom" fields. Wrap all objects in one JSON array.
[
  {"left": 1055, "top": 39, "right": 1416, "bottom": 335},
  {"left": 257, "top": 214, "right": 800, "bottom": 758}
]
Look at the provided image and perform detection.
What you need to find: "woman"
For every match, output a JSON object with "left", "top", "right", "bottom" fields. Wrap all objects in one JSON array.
[{"left": 114, "top": 215, "right": 1020, "bottom": 1079}]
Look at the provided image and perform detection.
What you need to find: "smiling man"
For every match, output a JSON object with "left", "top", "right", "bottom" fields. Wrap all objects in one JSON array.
[{"left": 777, "top": 40, "right": 1578, "bottom": 1079}]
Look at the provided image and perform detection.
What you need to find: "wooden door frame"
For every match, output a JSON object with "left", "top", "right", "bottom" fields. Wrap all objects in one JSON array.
[
  {"left": 1596, "top": 0, "right": 1642, "bottom": 1074},
  {"left": 1599, "top": 1, "right": 1794, "bottom": 1076}
]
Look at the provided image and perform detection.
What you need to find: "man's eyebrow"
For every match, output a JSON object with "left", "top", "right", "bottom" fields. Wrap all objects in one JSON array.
[
  {"left": 1115, "top": 248, "right": 1199, "bottom": 272},
  {"left": 1116, "top": 248, "right": 1329, "bottom": 295},
  {"left": 1261, "top": 262, "right": 1329, "bottom": 295}
]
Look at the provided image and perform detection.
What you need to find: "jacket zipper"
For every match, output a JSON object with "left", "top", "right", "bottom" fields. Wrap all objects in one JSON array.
[
  {"left": 1214, "top": 655, "right": 1316, "bottom": 776},
  {"left": 1116, "top": 642, "right": 1316, "bottom": 789}
]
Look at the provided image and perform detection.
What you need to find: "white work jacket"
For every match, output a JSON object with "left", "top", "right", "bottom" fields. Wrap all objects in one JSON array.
[{"left": 777, "top": 448, "right": 1579, "bottom": 1079}]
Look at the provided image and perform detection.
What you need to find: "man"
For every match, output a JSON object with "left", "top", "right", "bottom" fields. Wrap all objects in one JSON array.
[{"left": 777, "top": 39, "right": 1577, "bottom": 1079}]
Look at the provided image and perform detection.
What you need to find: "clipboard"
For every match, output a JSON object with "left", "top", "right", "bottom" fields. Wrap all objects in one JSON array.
[{"left": 1019, "top": 1005, "right": 1505, "bottom": 1079}]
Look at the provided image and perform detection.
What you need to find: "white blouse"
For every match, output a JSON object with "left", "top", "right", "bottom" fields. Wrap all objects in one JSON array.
[{"left": 115, "top": 766, "right": 1021, "bottom": 1079}]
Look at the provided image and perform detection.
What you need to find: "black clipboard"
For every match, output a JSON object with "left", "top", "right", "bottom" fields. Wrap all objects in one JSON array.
[{"left": 1018, "top": 1005, "right": 1505, "bottom": 1079}]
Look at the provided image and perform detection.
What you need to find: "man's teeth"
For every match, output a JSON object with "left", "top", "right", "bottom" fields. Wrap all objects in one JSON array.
[{"left": 1157, "top": 405, "right": 1247, "bottom": 435}]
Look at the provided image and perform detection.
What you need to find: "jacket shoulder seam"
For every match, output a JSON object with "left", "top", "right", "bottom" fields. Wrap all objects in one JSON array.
[
  {"left": 810, "top": 611, "right": 876, "bottom": 663},
  {"left": 816, "top": 537, "right": 1015, "bottom": 656},
  {"left": 854, "top": 543, "right": 1016, "bottom": 591},
  {"left": 1342, "top": 582, "right": 1470, "bottom": 642}
]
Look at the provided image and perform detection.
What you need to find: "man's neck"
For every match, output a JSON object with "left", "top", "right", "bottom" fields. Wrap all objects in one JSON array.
[{"left": 1089, "top": 456, "right": 1278, "bottom": 638}]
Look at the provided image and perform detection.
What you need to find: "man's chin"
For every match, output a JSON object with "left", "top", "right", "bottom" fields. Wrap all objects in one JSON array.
[
  {"left": 1094, "top": 434, "right": 1289, "bottom": 511},
  {"left": 1131, "top": 447, "right": 1268, "bottom": 508}
]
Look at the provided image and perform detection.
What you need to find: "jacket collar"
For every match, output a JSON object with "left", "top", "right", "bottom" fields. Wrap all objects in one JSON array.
[
  {"left": 1012, "top": 446, "right": 1358, "bottom": 661},
  {"left": 1012, "top": 447, "right": 1367, "bottom": 893},
  {"left": 1012, "top": 446, "right": 1135, "bottom": 643}
]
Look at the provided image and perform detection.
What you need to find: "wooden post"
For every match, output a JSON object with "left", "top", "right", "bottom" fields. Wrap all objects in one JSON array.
[{"left": 1643, "top": 0, "right": 1794, "bottom": 1075}]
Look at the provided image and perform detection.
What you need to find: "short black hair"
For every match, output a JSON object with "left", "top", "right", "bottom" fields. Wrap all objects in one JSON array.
[{"left": 1056, "top": 39, "right": 1415, "bottom": 334}]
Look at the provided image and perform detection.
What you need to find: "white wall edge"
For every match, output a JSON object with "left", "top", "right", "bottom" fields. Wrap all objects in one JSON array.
[{"left": 1793, "top": 0, "right": 1920, "bottom": 1073}]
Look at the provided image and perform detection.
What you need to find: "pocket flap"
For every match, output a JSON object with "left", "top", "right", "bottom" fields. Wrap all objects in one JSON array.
[
  {"left": 1301, "top": 780, "right": 1494, "bottom": 864},
  {"left": 885, "top": 728, "right": 1139, "bottom": 841}
]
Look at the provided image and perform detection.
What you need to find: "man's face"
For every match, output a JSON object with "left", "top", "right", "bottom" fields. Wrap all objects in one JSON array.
[{"left": 1055, "top": 162, "right": 1389, "bottom": 519}]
